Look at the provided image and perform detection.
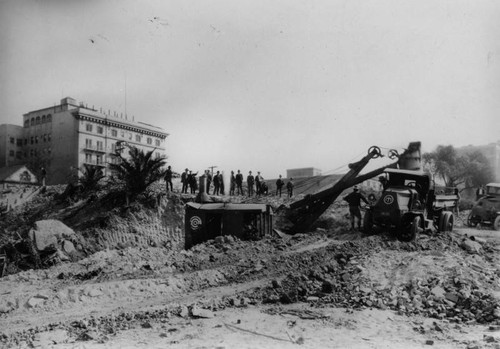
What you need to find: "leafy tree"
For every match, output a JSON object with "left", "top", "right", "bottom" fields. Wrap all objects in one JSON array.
[
  {"left": 423, "top": 145, "right": 493, "bottom": 188},
  {"left": 78, "top": 164, "right": 105, "bottom": 193},
  {"left": 108, "top": 146, "right": 167, "bottom": 201}
]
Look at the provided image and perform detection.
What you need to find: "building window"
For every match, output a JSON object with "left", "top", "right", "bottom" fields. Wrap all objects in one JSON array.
[
  {"left": 128, "top": 133, "right": 132, "bottom": 140},
  {"left": 135, "top": 134, "right": 141, "bottom": 142},
  {"left": 10, "top": 137, "right": 14, "bottom": 144},
  {"left": 96, "top": 155, "right": 103, "bottom": 165},
  {"left": 96, "top": 141, "right": 103, "bottom": 151},
  {"left": 155, "top": 139, "right": 160, "bottom": 146},
  {"left": 24, "top": 138, "right": 28, "bottom": 145},
  {"left": 42, "top": 115, "right": 46, "bottom": 123},
  {"left": 9, "top": 150, "right": 14, "bottom": 157},
  {"left": 47, "top": 114, "right": 52, "bottom": 122},
  {"left": 36, "top": 116, "right": 41, "bottom": 125},
  {"left": 30, "top": 118, "right": 34, "bottom": 126},
  {"left": 86, "top": 124, "right": 93, "bottom": 132},
  {"left": 16, "top": 151, "right": 22, "bottom": 159},
  {"left": 48, "top": 148, "right": 51, "bottom": 155},
  {"left": 97, "top": 126, "right": 104, "bottom": 134},
  {"left": 24, "top": 152, "right": 27, "bottom": 158},
  {"left": 85, "top": 139, "right": 92, "bottom": 148},
  {"left": 24, "top": 120, "right": 29, "bottom": 127},
  {"left": 85, "top": 153, "right": 92, "bottom": 163},
  {"left": 43, "top": 134, "right": 47, "bottom": 142},
  {"left": 30, "top": 137, "right": 34, "bottom": 145},
  {"left": 30, "top": 149, "right": 34, "bottom": 157},
  {"left": 111, "top": 129, "right": 118, "bottom": 137},
  {"left": 16, "top": 139, "right": 23, "bottom": 146},
  {"left": 147, "top": 137, "right": 152, "bottom": 145},
  {"left": 35, "top": 136, "right": 39, "bottom": 144},
  {"left": 47, "top": 133, "right": 51, "bottom": 142},
  {"left": 121, "top": 131, "right": 125, "bottom": 138}
]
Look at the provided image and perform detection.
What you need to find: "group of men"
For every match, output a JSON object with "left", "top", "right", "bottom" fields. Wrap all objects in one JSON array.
[{"left": 164, "top": 167, "right": 294, "bottom": 198}]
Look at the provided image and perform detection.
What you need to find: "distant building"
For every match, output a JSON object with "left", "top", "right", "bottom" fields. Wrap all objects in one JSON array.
[
  {"left": 0, "top": 124, "right": 24, "bottom": 167},
  {"left": 0, "top": 165, "right": 37, "bottom": 188},
  {"left": 0, "top": 97, "right": 169, "bottom": 185},
  {"left": 286, "top": 167, "right": 322, "bottom": 179},
  {"left": 458, "top": 141, "right": 500, "bottom": 182}
]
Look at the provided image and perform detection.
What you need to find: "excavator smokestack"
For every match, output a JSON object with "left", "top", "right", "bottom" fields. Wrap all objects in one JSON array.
[{"left": 397, "top": 142, "right": 422, "bottom": 171}]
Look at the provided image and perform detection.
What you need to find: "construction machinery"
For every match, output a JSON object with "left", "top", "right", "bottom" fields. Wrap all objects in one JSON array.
[
  {"left": 275, "top": 141, "right": 458, "bottom": 241},
  {"left": 363, "top": 169, "right": 458, "bottom": 241},
  {"left": 468, "top": 183, "right": 500, "bottom": 230}
]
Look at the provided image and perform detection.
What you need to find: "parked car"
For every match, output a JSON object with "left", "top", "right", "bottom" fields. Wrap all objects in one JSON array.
[{"left": 467, "top": 183, "right": 500, "bottom": 230}]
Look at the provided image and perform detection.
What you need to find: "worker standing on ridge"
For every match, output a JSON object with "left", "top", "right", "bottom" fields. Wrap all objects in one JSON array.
[
  {"left": 247, "top": 171, "right": 255, "bottom": 197},
  {"left": 181, "top": 168, "right": 189, "bottom": 194},
  {"left": 276, "top": 175, "right": 284, "bottom": 197},
  {"left": 286, "top": 178, "right": 294, "bottom": 198},
  {"left": 213, "top": 171, "right": 221, "bottom": 195},
  {"left": 343, "top": 185, "right": 369, "bottom": 231},
  {"left": 229, "top": 171, "right": 236, "bottom": 195},
  {"left": 164, "top": 165, "right": 173, "bottom": 192},
  {"left": 236, "top": 170, "right": 244, "bottom": 195},
  {"left": 205, "top": 170, "right": 212, "bottom": 194},
  {"left": 255, "top": 171, "right": 263, "bottom": 195}
]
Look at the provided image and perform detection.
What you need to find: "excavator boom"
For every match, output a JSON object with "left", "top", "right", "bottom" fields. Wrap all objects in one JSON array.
[{"left": 276, "top": 142, "right": 421, "bottom": 234}]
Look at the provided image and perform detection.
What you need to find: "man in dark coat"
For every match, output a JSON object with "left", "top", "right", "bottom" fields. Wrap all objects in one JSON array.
[
  {"left": 213, "top": 171, "right": 221, "bottom": 195},
  {"left": 235, "top": 170, "right": 244, "bottom": 195},
  {"left": 247, "top": 171, "right": 255, "bottom": 197},
  {"left": 164, "top": 166, "right": 173, "bottom": 192},
  {"left": 276, "top": 175, "right": 284, "bottom": 197},
  {"left": 286, "top": 178, "right": 294, "bottom": 198},
  {"left": 230, "top": 171, "right": 236, "bottom": 195},
  {"left": 181, "top": 168, "right": 189, "bottom": 194},
  {"left": 343, "top": 186, "right": 369, "bottom": 231}
]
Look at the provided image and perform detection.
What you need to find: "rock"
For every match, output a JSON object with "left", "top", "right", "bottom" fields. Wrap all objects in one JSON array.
[
  {"left": 179, "top": 305, "right": 189, "bottom": 318},
  {"left": 494, "top": 308, "right": 500, "bottom": 319},
  {"left": 445, "top": 292, "right": 459, "bottom": 303},
  {"left": 0, "top": 302, "right": 14, "bottom": 313},
  {"left": 484, "top": 335, "right": 497, "bottom": 343},
  {"left": 425, "top": 339, "right": 434, "bottom": 345},
  {"left": 214, "top": 236, "right": 224, "bottom": 244},
  {"left": 191, "top": 306, "right": 214, "bottom": 318},
  {"left": 33, "top": 329, "right": 69, "bottom": 346},
  {"left": 29, "top": 219, "right": 75, "bottom": 251},
  {"left": 431, "top": 286, "right": 446, "bottom": 298},
  {"left": 141, "top": 322, "right": 153, "bottom": 328},
  {"left": 272, "top": 280, "right": 281, "bottom": 289},
  {"left": 27, "top": 296, "right": 45, "bottom": 308},
  {"left": 62, "top": 240, "right": 76, "bottom": 254},
  {"left": 322, "top": 280, "right": 334, "bottom": 293},
  {"left": 87, "top": 289, "right": 104, "bottom": 297},
  {"left": 461, "top": 239, "right": 483, "bottom": 255},
  {"left": 306, "top": 296, "right": 319, "bottom": 302},
  {"left": 224, "top": 235, "right": 235, "bottom": 243}
]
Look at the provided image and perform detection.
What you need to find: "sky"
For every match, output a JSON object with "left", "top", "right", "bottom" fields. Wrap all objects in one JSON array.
[{"left": 1, "top": 0, "right": 499, "bottom": 177}]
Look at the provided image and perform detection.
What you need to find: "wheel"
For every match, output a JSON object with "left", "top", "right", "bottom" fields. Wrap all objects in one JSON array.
[
  {"left": 438, "top": 211, "right": 454, "bottom": 232},
  {"left": 493, "top": 216, "right": 500, "bottom": 231},
  {"left": 388, "top": 149, "right": 399, "bottom": 160},
  {"left": 467, "top": 212, "right": 478, "bottom": 227},
  {"left": 399, "top": 216, "right": 421, "bottom": 242},
  {"left": 363, "top": 210, "right": 373, "bottom": 235}
]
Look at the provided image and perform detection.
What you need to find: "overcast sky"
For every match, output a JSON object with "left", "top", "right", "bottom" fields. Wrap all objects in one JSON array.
[{"left": 1, "top": 0, "right": 499, "bottom": 177}]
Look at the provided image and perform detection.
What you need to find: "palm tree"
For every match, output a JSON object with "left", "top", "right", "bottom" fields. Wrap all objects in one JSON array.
[
  {"left": 78, "top": 164, "right": 106, "bottom": 193},
  {"left": 108, "top": 146, "right": 167, "bottom": 202}
]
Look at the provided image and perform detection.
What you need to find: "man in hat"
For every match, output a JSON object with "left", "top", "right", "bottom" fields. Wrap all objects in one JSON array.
[
  {"left": 343, "top": 185, "right": 369, "bottom": 231},
  {"left": 181, "top": 168, "right": 189, "bottom": 194}
]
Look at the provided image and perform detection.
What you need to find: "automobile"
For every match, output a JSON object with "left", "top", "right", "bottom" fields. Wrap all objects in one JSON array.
[{"left": 468, "top": 183, "right": 500, "bottom": 230}]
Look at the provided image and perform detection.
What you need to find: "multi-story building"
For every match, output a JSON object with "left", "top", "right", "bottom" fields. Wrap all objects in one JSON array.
[
  {"left": 0, "top": 97, "right": 168, "bottom": 185},
  {"left": 0, "top": 124, "right": 24, "bottom": 167}
]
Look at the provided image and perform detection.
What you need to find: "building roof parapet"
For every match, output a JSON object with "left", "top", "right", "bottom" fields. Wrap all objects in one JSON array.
[{"left": 74, "top": 108, "right": 169, "bottom": 139}]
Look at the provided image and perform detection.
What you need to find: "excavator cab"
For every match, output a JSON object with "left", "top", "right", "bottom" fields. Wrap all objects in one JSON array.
[{"left": 364, "top": 169, "right": 430, "bottom": 241}]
